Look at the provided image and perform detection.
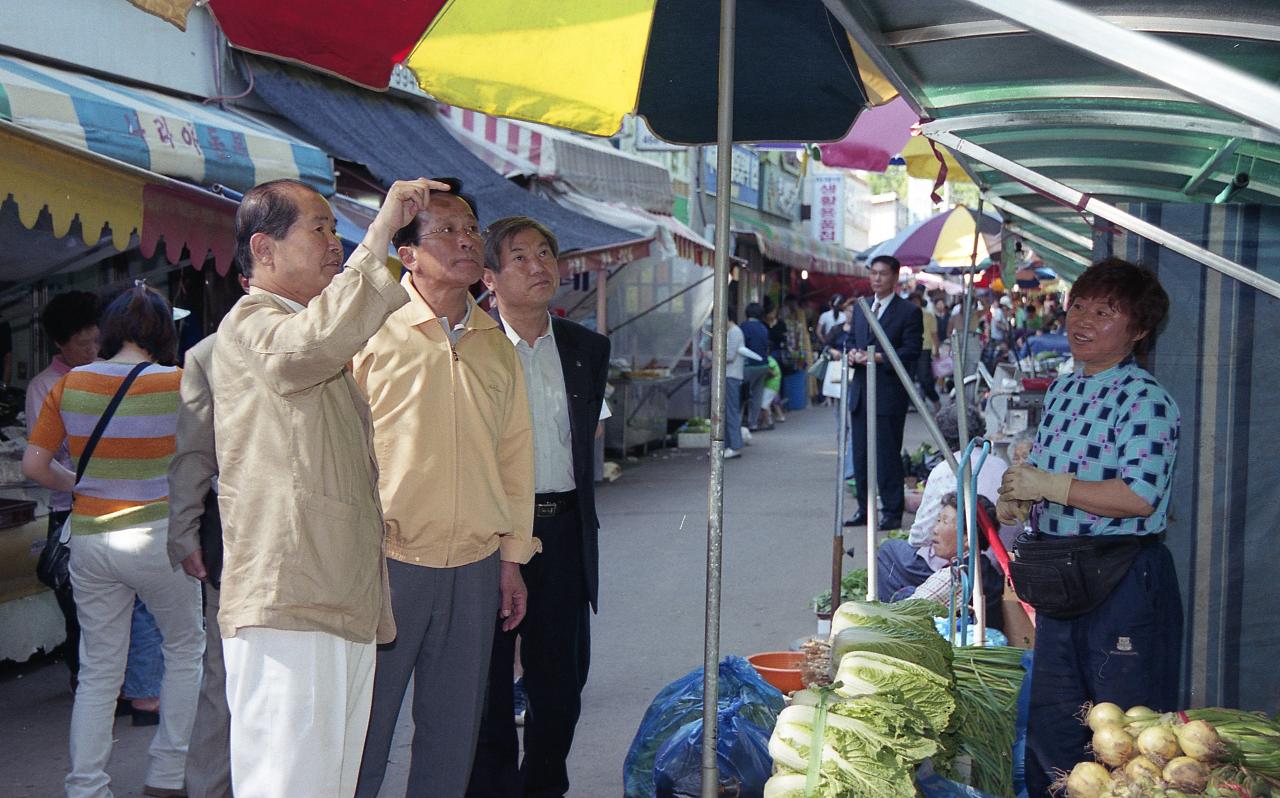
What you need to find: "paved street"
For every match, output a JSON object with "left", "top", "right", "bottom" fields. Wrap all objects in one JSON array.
[{"left": 0, "top": 401, "right": 931, "bottom": 797}]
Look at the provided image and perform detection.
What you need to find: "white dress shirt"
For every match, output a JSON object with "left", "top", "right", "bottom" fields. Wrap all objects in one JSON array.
[{"left": 502, "top": 314, "right": 577, "bottom": 494}]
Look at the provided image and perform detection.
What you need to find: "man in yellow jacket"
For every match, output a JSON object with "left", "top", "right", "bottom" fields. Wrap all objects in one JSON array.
[
  {"left": 212, "top": 177, "right": 442, "bottom": 798},
  {"left": 353, "top": 179, "right": 537, "bottom": 798}
]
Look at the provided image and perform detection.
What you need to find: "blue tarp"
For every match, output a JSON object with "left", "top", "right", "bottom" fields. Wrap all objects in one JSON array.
[{"left": 242, "top": 56, "right": 636, "bottom": 255}]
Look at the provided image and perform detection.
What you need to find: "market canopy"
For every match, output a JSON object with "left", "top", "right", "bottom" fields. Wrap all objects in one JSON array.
[
  {"left": 436, "top": 105, "right": 675, "bottom": 214},
  {"left": 826, "top": 0, "right": 1280, "bottom": 267},
  {"left": 242, "top": 56, "right": 641, "bottom": 257},
  {"left": 190, "top": 0, "right": 867, "bottom": 143},
  {"left": 0, "top": 53, "right": 333, "bottom": 195},
  {"left": 734, "top": 215, "right": 865, "bottom": 277},
  {"left": 0, "top": 120, "right": 238, "bottom": 282}
]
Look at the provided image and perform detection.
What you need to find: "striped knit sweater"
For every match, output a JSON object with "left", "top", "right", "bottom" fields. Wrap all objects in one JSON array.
[{"left": 29, "top": 361, "right": 181, "bottom": 534}]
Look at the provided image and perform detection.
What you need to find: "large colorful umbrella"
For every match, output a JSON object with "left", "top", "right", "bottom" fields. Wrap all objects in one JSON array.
[
  {"left": 864, "top": 207, "right": 1001, "bottom": 268},
  {"left": 154, "top": 0, "right": 868, "bottom": 143}
]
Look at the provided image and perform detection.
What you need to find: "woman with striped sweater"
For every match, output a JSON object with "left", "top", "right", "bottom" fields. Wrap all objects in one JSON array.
[{"left": 24, "top": 284, "right": 202, "bottom": 798}]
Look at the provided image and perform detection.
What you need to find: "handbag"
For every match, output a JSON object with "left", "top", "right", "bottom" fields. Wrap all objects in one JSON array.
[
  {"left": 805, "top": 352, "right": 830, "bottom": 380},
  {"left": 35, "top": 362, "right": 150, "bottom": 592},
  {"left": 1007, "top": 530, "right": 1151, "bottom": 619}
]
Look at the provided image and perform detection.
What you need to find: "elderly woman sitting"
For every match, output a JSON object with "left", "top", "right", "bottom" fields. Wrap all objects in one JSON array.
[{"left": 877, "top": 492, "right": 1005, "bottom": 632}]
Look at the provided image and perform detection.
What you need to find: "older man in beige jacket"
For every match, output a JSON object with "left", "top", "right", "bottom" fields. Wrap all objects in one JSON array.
[{"left": 211, "top": 177, "right": 445, "bottom": 798}]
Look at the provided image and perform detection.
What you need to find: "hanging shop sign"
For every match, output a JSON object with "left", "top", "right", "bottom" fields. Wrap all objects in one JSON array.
[
  {"left": 809, "top": 173, "right": 845, "bottom": 246},
  {"left": 703, "top": 145, "right": 760, "bottom": 208}
]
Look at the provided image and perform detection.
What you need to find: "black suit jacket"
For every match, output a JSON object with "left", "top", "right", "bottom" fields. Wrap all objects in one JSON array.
[
  {"left": 847, "top": 295, "right": 922, "bottom": 417},
  {"left": 549, "top": 316, "right": 611, "bottom": 611}
]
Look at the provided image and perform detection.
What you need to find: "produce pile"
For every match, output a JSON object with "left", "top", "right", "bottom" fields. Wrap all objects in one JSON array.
[
  {"left": 763, "top": 599, "right": 1027, "bottom": 797},
  {"left": 1061, "top": 701, "right": 1280, "bottom": 797}
]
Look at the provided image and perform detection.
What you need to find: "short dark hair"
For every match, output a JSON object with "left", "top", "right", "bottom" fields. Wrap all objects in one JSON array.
[
  {"left": 234, "top": 179, "right": 315, "bottom": 278},
  {"left": 1068, "top": 257, "right": 1169, "bottom": 356},
  {"left": 744, "top": 302, "right": 764, "bottom": 320},
  {"left": 391, "top": 177, "right": 480, "bottom": 250},
  {"left": 482, "top": 216, "right": 559, "bottom": 272},
  {"left": 934, "top": 400, "right": 985, "bottom": 452},
  {"left": 939, "top": 492, "right": 994, "bottom": 550},
  {"left": 41, "top": 291, "right": 100, "bottom": 345},
  {"left": 99, "top": 284, "right": 177, "bottom": 366},
  {"left": 870, "top": 255, "right": 902, "bottom": 273}
]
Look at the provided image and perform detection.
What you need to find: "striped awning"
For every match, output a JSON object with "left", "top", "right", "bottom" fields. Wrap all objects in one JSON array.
[
  {"left": 0, "top": 54, "right": 333, "bottom": 195},
  {"left": 735, "top": 216, "right": 864, "bottom": 277},
  {"left": 1, "top": 120, "right": 238, "bottom": 275},
  {"left": 437, "top": 105, "right": 674, "bottom": 214}
]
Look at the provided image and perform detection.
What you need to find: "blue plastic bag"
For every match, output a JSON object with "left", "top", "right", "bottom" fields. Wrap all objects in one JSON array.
[
  {"left": 653, "top": 699, "right": 773, "bottom": 798},
  {"left": 917, "top": 764, "right": 1003, "bottom": 798},
  {"left": 623, "top": 656, "right": 784, "bottom": 798}
]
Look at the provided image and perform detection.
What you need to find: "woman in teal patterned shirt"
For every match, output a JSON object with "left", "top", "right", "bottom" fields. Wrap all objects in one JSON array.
[{"left": 998, "top": 258, "right": 1182, "bottom": 798}]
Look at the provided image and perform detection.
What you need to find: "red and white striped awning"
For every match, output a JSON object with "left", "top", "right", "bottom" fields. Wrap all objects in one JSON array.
[{"left": 438, "top": 105, "right": 675, "bottom": 214}]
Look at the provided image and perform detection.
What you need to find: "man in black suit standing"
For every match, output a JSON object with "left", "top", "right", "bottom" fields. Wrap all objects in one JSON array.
[
  {"left": 467, "top": 216, "right": 610, "bottom": 798},
  {"left": 838, "top": 255, "right": 922, "bottom": 531}
]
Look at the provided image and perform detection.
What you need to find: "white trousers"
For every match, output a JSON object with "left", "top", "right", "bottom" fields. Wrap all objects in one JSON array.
[
  {"left": 223, "top": 627, "right": 375, "bottom": 798},
  {"left": 67, "top": 522, "right": 204, "bottom": 798}
]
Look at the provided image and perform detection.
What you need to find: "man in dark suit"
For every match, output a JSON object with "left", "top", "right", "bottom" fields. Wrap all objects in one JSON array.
[
  {"left": 839, "top": 255, "right": 922, "bottom": 531},
  {"left": 467, "top": 216, "right": 610, "bottom": 798}
]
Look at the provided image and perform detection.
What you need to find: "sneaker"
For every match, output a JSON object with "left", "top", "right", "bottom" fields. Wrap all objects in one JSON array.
[
  {"left": 513, "top": 677, "right": 527, "bottom": 726},
  {"left": 723, "top": 448, "right": 742, "bottom": 460},
  {"left": 741, "top": 427, "right": 753, "bottom": 445}
]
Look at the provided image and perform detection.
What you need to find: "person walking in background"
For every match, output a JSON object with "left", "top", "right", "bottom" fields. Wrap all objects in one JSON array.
[
  {"left": 353, "top": 182, "right": 537, "bottom": 798},
  {"left": 23, "top": 284, "right": 203, "bottom": 798},
  {"left": 739, "top": 302, "right": 771, "bottom": 432},
  {"left": 832, "top": 256, "right": 922, "bottom": 531},
  {"left": 167, "top": 328, "right": 231, "bottom": 798},
  {"left": 911, "top": 294, "right": 941, "bottom": 412},
  {"left": 468, "top": 215, "right": 610, "bottom": 798},
  {"left": 213, "top": 178, "right": 425, "bottom": 798},
  {"left": 723, "top": 318, "right": 746, "bottom": 459},
  {"left": 816, "top": 293, "right": 846, "bottom": 343},
  {"left": 26, "top": 290, "right": 100, "bottom": 689}
]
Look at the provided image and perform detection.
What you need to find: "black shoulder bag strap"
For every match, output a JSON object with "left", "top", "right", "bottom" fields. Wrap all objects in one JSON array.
[{"left": 75, "top": 362, "right": 150, "bottom": 485}]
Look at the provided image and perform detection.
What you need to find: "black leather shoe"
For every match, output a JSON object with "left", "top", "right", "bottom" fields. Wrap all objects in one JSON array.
[
  {"left": 842, "top": 509, "right": 867, "bottom": 527},
  {"left": 878, "top": 515, "right": 903, "bottom": 531}
]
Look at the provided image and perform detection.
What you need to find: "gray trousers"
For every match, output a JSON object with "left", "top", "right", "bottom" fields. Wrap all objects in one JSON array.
[
  {"left": 186, "top": 583, "right": 233, "bottom": 798},
  {"left": 355, "top": 553, "right": 501, "bottom": 798},
  {"left": 743, "top": 364, "right": 769, "bottom": 429}
]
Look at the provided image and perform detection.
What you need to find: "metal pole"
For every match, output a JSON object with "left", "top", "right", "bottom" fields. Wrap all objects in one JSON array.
[
  {"left": 923, "top": 128, "right": 1280, "bottom": 300},
  {"left": 832, "top": 346, "right": 849, "bottom": 616},
  {"left": 983, "top": 194, "right": 1093, "bottom": 251},
  {"left": 865, "top": 344, "right": 878, "bottom": 602},
  {"left": 701, "top": 0, "right": 735, "bottom": 793},
  {"left": 855, "top": 299, "right": 959, "bottom": 475}
]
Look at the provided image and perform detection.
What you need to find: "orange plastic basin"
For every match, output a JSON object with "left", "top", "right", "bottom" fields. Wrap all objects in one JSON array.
[{"left": 748, "top": 651, "right": 805, "bottom": 694}]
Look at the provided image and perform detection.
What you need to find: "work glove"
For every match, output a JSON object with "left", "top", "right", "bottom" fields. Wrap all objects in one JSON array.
[
  {"left": 1000, "top": 464, "right": 1074, "bottom": 506},
  {"left": 996, "top": 495, "right": 1032, "bottom": 526}
]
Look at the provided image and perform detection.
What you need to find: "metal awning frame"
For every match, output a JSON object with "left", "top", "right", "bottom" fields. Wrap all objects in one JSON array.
[{"left": 824, "top": 0, "right": 1280, "bottom": 300}]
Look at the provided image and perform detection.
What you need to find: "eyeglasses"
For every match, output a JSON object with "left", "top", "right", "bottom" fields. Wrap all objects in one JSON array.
[{"left": 416, "top": 224, "right": 483, "bottom": 242}]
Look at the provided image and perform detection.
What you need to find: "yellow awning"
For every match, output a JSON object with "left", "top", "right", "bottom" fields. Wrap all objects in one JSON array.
[{"left": 903, "top": 136, "right": 973, "bottom": 184}]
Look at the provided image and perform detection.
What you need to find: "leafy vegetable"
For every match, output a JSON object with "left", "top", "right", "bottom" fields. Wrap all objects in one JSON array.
[
  {"left": 767, "top": 730, "right": 918, "bottom": 798},
  {"left": 830, "top": 598, "right": 944, "bottom": 638},
  {"left": 780, "top": 696, "right": 941, "bottom": 762},
  {"left": 835, "top": 651, "right": 957, "bottom": 732},
  {"left": 811, "top": 569, "right": 868, "bottom": 615},
  {"left": 938, "top": 646, "right": 1026, "bottom": 798},
  {"left": 831, "top": 624, "right": 954, "bottom": 680}
]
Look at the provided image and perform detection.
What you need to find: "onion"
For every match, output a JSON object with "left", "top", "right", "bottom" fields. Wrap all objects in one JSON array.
[
  {"left": 1092, "top": 724, "right": 1136, "bottom": 767},
  {"left": 1162, "top": 756, "right": 1209, "bottom": 792},
  {"left": 1136, "top": 724, "right": 1182, "bottom": 763},
  {"left": 1087, "top": 701, "right": 1127, "bottom": 732},
  {"left": 1122, "top": 755, "right": 1164, "bottom": 785},
  {"left": 1124, "top": 705, "right": 1157, "bottom": 720},
  {"left": 1065, "top": 761, "right": 1112, "bottom": 798},
  {"left": 1175, "top": 719, "right": 1223, "bottom": 762}
]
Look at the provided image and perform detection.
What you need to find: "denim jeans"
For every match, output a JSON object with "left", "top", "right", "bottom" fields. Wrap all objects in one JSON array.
[
  {"left": 122, "top": 598, "right": 164, "bottom": 700},
  {"left": 725, "top": 377, "right": 744, "bottom": 450}
]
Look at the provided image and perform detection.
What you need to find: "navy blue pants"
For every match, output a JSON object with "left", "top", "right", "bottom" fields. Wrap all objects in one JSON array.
[
  {"left": 1024, "top": 542, "right": 1183, "bottom": 797},
  {"left": 876, "top": 539, "right": 934, "bottom": 602}
]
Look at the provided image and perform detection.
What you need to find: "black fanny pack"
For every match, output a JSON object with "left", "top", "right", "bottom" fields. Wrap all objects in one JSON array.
[{"left": 1009, "top": 532, "right": 1154, "bottom": 619}]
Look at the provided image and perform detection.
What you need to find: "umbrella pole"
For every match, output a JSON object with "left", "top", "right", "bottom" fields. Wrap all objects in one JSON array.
[
  {"left": 702, "top": 0, "right": 736, "bottom": 794},
  {"left": 832, "top": 345, "right": 849, "bottom": 616}
]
